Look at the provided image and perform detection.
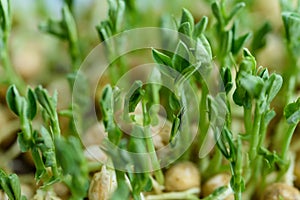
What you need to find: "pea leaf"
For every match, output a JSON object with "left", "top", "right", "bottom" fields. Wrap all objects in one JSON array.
[
  {"left": 259, "top": 68, "right": 269, "bottom": 80},
  {"left": 282, "top": 12, "right": 300, "bottom": 58},
  {"left": 264, "top": 109, "right": 276, "bottom": 125},
  {"left": 152, "top": 49, "right": 178, "bottom": 79},
  {"left": 6, "top": 85, "right": 20, "bottom": 116},
  {"left": 221, "top": 67, "right": 233, "bottom": 94},
  {"left": 220, "top": 30, "right": 233, "bottom": 56},
  {"left": 100, "top": 85, "right": 114, "bottom": 129},
  {"left": 265, "top": 73, "right": 283, "bottom": 104},
  {"left": 35, "top": 85, "right": 57, "bottom": 118},
  {"left": 239, "top": 73, "right": 264, "bottom": 99},
  {"left": 178, "top": 22, "right": 192, "bottom": 38},
  {"left": 169, "top": 93, "right": 181, "bottom": 111},
  {"left": 227, "top": 2, "right": 245, "bottom": 23},
  {"left": 0, "top": 170, "right": 14, "bottom": 200},
  {"left": 62, "top": 4, "right": 77, "bottom": 43},
  {"left": 0, "top": 0, "right": 11, "bottom": 33},
  {"left": 211, "top": 1, "right": 224, "bottom": 27},
  {"left": 251, "top": 22, "right": 272, "bottom": 52},
  {"left": 152, "top": 49, "right": 172, "bottom": 67},
  {"left": 125, "top": 80, "right": 144, "bottom": 113},
  {"left": 0, "top": 169, "right": 23, "bottom": 200},
  {"left": 26, "top": 88, "right": 37, "bottom": 120},
  {"left": 232, "top": 32, "right": 251, "bottom": 55},
  {"left": 172, "top": 41, "right": 190, "bottom": 72},
  {"left": 284, "top": 98, "right": 300, "bottom": 124},
  {"left": 55, "top": 136, "right": 89, "bottom": 199},
  {"left": 193, "top": 16, "right": 208, "bottom": 38},
  {"left": 39, "top": 19, "right": 67, "bottom": 39},
  {"left": 239, "top": 48, "right": 256, "bottom": 74},
  {"left": 31, "top": 147, "right": 46, "bottom": 181},
  {"left": 180, "top": 8, "right": 194, "bottom": 29},
  {"left": 8, "top": 174, "right": 21, "bottom": 199},
  {"left": 195, "top": 35, "right": 212, "bottom": 66}
]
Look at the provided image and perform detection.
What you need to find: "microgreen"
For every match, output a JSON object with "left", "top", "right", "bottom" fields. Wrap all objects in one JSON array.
[
  {"left": 39, "top": 3, "right": 81, "bottom": 71},
  {"left": 0, "top": 0, "right": 24, "bottom": 91},
  {"left": 6, "top": 85, "right": 89, "bottom": 198},
  {"left": 1, "top": 0, "right": 300, "bottom": 200},
  {"left": 96, "top": 0, "right": 126, "bottom": 85},
  {"left": 39, "top": 1, "right": 90, "bottom": 138},
  {"left": 0, "top": 169, "right": 26, "bottom": 200}
]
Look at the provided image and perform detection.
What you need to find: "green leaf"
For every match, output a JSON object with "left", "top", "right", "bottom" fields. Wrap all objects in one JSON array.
[
  {"left": 175, "top": 63, "right": 201, "bottom": 86},
  {"left": 227, "top": 2, "right": 245, "bottom": 23},
  {"left": 96, "top": 21, "right": 112, "bottom": 41},
  {"left": 232, "top": 32, "right": 251, "bottom": 55},
  {"left": 152, "top": 49, "right": 172, "bottom": 67},
  {"left": 258, "top": 147, "right": 284, "bottom": 168},
  {"left": 39, "top": 19, "right": 67, "bottom": 39},
  {"left": 17, "top": 132, "right": 31, "bottom": 152},
  {"left": 55, "top": 136, "right": 89, "bottom": 199},
  {"left": 251, "top": 22, "right": 272, "bottom": 52},
  {"left": 0, "top": 170, "right": 14, "bottom": 200},
  {"left": 178, "top": 22, "right": 192, "bottom": 37},
  {"left": 239, "top": 48, "right": 256, "bottom": 74},
  {"left": 8, "top": 174, "right": 21, "bottom": 199},
  {"left": 169, "top": 93, "right": 181, "bottom": 111},
  {"left": 31, "top": 147, "right": 46, "bottom": 180},
  {"left": 6, "top": 85, "right": 21, "bottom": 116},
  {"left": 172, "top": 41, "right": 190, "bottom": 72},
  {"left": 264, "top": 109, "right": 276, "bottom": 125},
  {"left": 233, "top": 86, "right": 251, "bottom": 108},
  {"left": 193, "top": 16, "right": 208, "bottom": 38},
  {"left": 0, "top": 0, "right": 11, "bottom": 33},
  {"left": 125, "top": 80, "right": 144, "bottom": 113},
  {"left": 152, "top": 49, "right": 178, "bottom": 78},
  {"left": 100, "top": 85, "right": 114, "bottom": 129},
  {"left": 259, "top": 68, "right": 269, "bottom": 80},
  {"left": 35, "top": 85, "right": 56, "bottom": 118},
  {"left": 62, "top": 4, "right": 77, "bottom": 43},
  {"left": 170, "top": 116, "right": 180, "bottom": 145},
  {"left": 0, "top": 170, "right": 23, "bottom": 200},
  {"left": 284, "top": 98, "right": 300, "bottom": 124},
  {"left": 39, "top": 126, "right": 56, "bottom": 167},
  {"left": 211, "top": 2, "right": 224, "bottom": 26},
  {"left": 220, "top": 30, "right": 233, "bottom": 56},
  {"left": 282, "top": 12, "right": 300, "bottom": 57},
  {"left": 265, "top": 73, "right": 283, "bottom": 104},
  {"left": 195, "top": 35, "right": 212, "bottom": 65},
  {"left": 26, "top": 88, "right": 37, "bottom": 120},
  {"left": 169, "top": 108, "right": 184, "bottom": 145},
  {"left": 239, "top": 73, "right": 264, "bottom": 99},
  {"left": 221, "top": 67, "right": 233, "bottom": 94},
  {"left": 180, "top": 8, "right": 194, "bottom": 31}
]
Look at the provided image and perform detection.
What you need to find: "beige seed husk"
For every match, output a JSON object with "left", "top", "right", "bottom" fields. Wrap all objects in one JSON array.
[
  {"left": 88, "top": 165, "right": 117, "bottom": 200},
  {"left": 164, "top": 161, "right": 200, "bottom": 191}
]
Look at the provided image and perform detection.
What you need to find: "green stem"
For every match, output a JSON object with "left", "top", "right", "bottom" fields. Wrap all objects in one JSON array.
[
  {"left": 51, "top": 116, "right": 61, "bottom": 137},
  {"left": 258, "top": 113, "right": 267, "bottom": 148},
  {"left": 243, "top": 106, "right": 252, "bottom": 135},
  {"left": 233, "top": 138, "right": 243, "bottom": 200},
  {"left": 142, "top": 100, "right": 164, "bottom": 185},
  {"left": 199, "top": 82, "right": 209, "bottom": 147},
  {"left": 0, "top": 41, "right": 25, "bottom": 91},
  {"left": 69, "top": 40, "right": 81, "bottom": 72},
  {"left": 146, "top": 188, "right": 200, "bottom": 200},
  {"left": 281, "top": 124, "right": 297, "bottom": 160},
  {"left": 249, "top": 103, "right": 261, "bottom": 162}
]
